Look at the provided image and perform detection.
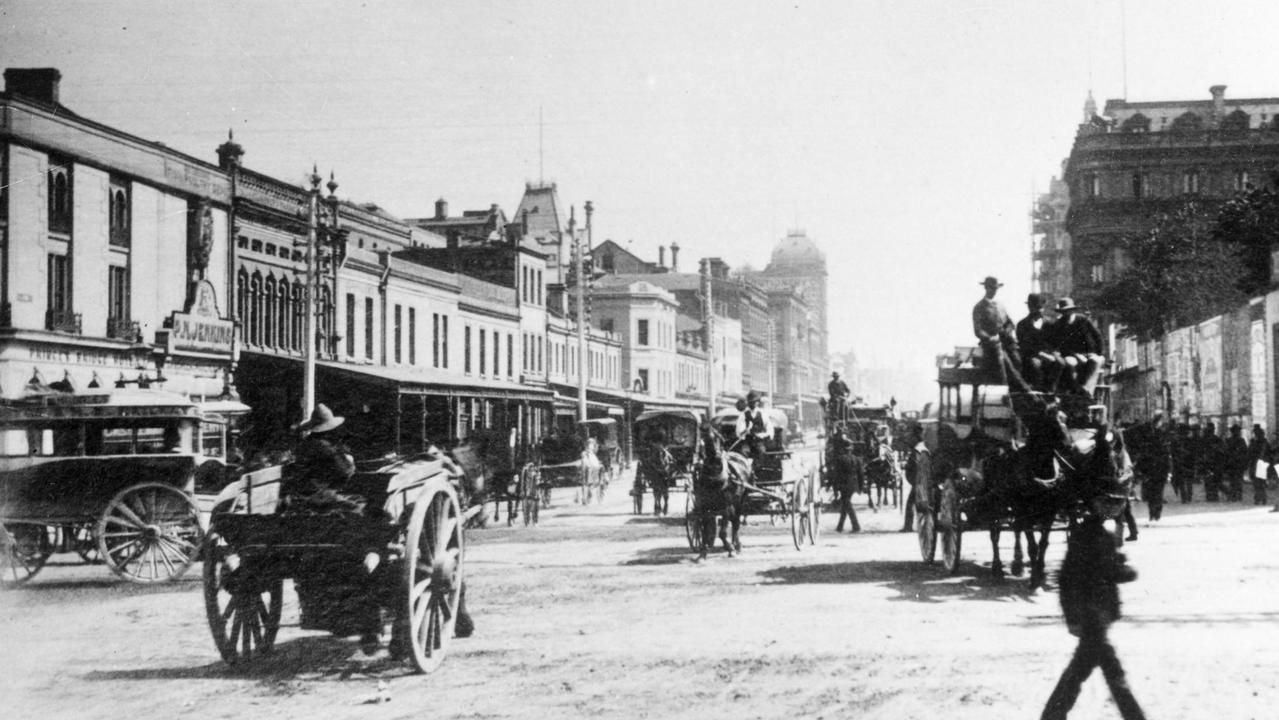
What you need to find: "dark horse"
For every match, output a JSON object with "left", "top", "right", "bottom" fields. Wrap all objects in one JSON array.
[
  {"left": 694, "top": 424, "right": 748, "bottom": 559},
  {"left": 970, "top": 407, "right": 1128, "bottom": 591}
]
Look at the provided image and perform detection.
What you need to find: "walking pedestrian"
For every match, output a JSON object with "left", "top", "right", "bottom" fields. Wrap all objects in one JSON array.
[
  {"left": 1040, "top": 493, "right": 1146, "bottom": 720},
  {"left": 1171, "top": 423, "right": 1195, "bottom": 503},
  {"left": 1131, "top": 413, "right": 1170, "bottom": 522},
  {"left": 1225, "top": 424, "right": 1249, "bottom": 503},
  {"left": 829, "top": 423, "right": 865, "bottom": 533},
  {"left": 1201, "top": 423, "right": 1225, "bottom": 502},
  {"left": 1249, "top": 425, "right": 1270, "bottom": 506},
  {"left": 901, "top": 423, "right": 930, "bottom": 533}
]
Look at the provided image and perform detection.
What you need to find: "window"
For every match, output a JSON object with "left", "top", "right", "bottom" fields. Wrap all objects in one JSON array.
[
  {"left": 638, "top": 319, "right": 650, "bottom": 346},
  {"left": 1182, "top": 170, "right": 1200, "bottom": 195},
  {"left": 433, "top": 313, "right": 440, "bottom": 367},
  {"left": 600, "top": 317, "right": 614, "bottom": 333},
  {"left": 107, "top": 265, "right": 128, "bottom": 331},
  {"left": 409, "top": 308, "right": 417, "bottom": 365},
  {"left": 479, "top": 329, "right": 487, "bottom": 375},
  {"left": 46, "top": 253, "right": 72, "bottom": 331},
  {"left": 291, "top": 284, "right": 304, "bottom": 351},
  {"left": 1090, "top": 263, "right": 1105, "bottom": 284},
  {"left": 523, "top": 333, "right": 529, "bottom": 370},
  {"left": 364, "top": 297, "right": 375, "bottom": 360},
  {"left": 1132, "top": 172, "right": 1151, "bottom": 199},
  {"left": 108, "top": 181, "right": 130, "bottom": 247},
  {"left": 1085, "top": 173, "right": 1100, "bottom": 198},
  {"left": 536, "top": 270, "right": 543, "bottom": 305},
  {"left": 1234, "top": 170, "right": 1250, "bottom": 192},
  {"left": 249, "top": 272, "right": 262, "bottom": 345},
  {"left": 264, "top": 276, "right": 276, "bottom": 346},
  {"left": 346, "top": 294, "right": 356, "bottom": 356},
  {"left": 48, "top": 163, "right": 71, "bottom": 234},
  {"left": 277, "top": 278, "right": 290, "bottom": 349},
  {"left": 464, "top": 326, "right": 472, "bottom": 373},
  {"left": 394, "top": 304, "right": 403, "bottom": 364},
  {"left": 637, "top": 368, "right": 649, "bottom": 393},
  {"left": 493, "top": 331, "right": 500, "bottom": 376},
  {"left": 507, "top": 333, "right": 514, "bottom": 377},
  {"left": 441, "top": 315, "right": 449, "bottom": 368},
  {"left": 522, "top": 266, "right": 529, "bottom": 303}
]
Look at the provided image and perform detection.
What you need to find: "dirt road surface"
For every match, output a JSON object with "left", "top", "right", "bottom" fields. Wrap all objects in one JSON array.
[{"left": 2, "top": 461, "right": 1276, "bottom": 720}]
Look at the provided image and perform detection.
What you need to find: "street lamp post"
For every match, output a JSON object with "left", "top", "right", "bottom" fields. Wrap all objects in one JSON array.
[
  {"left": 571, "top": 206, "right": 587, "bottom": 423},
  {"left": 700, "top": 258, "right": 715, "bottom": 419},
  {"left": 300, "top": 166, "right": 342, "bottom": 419}
]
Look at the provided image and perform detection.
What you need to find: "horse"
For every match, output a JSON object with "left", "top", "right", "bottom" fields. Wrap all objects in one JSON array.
[
  {"left": 865, "top": 441, "right": 901, "bottom": 508},
  {"left": 636, "top": 439, "right": 674, "bottom": 516},
  {"left": 978, "top": 408, "right": 1128, "bottom": 591},
  {"left": 694, "top": 424, "right": 748, "bottom": 559}
]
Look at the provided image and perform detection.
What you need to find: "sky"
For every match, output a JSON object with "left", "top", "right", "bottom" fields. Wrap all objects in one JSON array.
[{"left": 5, "top": 0, "right": 1279, "bottom": 410}]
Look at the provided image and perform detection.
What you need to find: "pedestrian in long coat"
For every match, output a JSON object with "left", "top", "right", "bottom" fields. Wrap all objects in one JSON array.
[
  {"left": 1170, "top": 424, "right": 1195, "bottom": 503},
  {"left": 1200, "top": 423, "right": 1225, "bottom": 502},
  {"left": 901, "top": 424, "right": 931, "bottom": 533},
  {"left": 1249, "top": 425, "right": 1270, "bottom": 506},
  {"left": 1131, "top": 414, "right": 1170, "bottom": 522},
  {"left": 1225, "top": 425, "right": 1249, "bottom": 502}
]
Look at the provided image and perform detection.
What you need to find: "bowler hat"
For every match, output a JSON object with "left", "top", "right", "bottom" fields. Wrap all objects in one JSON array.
[
  {"left": 746, "top": 391, "right": 761, "bottom": 404},
  {"left": 1026, "top": 293, "right": 1045, "bottom": 307},
  {"left": 980, "top": 276, "right": 1003, "bottom": 288},
  {"left": 1054, "top": 297, "right": 1077, "bottom": 312},
  {"left": 294, "top": 403, "right": 345, "bottom": 434}
]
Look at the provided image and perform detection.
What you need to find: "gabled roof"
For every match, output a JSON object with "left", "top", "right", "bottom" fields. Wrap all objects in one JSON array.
[
  {"left": 596, "top": 272, "right": 701, "bottom": 292},
  {"left": 514, "top": 182, "right": 563, "bottom": 247}
]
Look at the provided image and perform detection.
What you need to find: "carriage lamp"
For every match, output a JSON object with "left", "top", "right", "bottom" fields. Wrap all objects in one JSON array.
[{"left": 363, "top": 551, "right": 380, "bottom": 575}]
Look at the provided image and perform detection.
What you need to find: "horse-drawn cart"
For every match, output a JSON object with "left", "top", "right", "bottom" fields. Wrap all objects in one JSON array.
[
  {"left": 202, "top": 453, "right": 465, "bottom": 673},
  {"left": 580, "top": 419, "right": 622, "bottom": 486},
  {"left": 536, "top": 430, "right": 604, "bottom": 506},
  {"left": 0, "top": 389, "right": 224, "bottom": 586},
  {"left": 632, "top": 410, "right": 700, "bottom": 519}
]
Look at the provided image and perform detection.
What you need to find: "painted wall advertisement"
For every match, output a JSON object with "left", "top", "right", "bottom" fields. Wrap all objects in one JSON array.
[{"left": 1198, "top": 318, "right": 1222, "bottom": 417}]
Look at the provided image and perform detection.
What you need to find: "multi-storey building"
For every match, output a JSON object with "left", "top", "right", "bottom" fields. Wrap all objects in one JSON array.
[
  {"left": 1032, "top": 169, "right": 1072, "bottom": 304},
  {"left": 1064, "top": 85, "right": 1279, "bottom": 314},
  {"left": 1, "top": 69, "right": 238, "bottom": 425}
]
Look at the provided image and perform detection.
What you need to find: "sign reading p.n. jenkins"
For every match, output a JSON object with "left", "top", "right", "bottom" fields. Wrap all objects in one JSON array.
[{"left": 162, "top": 280, "right": 235, "bottom": 354}]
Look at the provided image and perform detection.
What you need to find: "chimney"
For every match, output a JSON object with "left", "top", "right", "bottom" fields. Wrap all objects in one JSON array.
[
  {"left": 215, "top": 129, "right": 244, "bottom": 170},
  {"left": 4, "top": 68, "right": 62, "bottom": 106},
  {"left": 434, "top": 198, "right": 448, "bottom": 220},
  {"left": 1210, "top": 85, "right": 1227, "bottom": 126},
  {"left": 670, "top": 242, "right": 680, "bottom": 272},
  {"left": 658, "top": 245, "right": 666, "bottom": 268}
]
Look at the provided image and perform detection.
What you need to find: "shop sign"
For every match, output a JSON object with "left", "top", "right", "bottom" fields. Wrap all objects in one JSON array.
[{"left": 165, "top": 280, "right": 234, "bottom": 353}]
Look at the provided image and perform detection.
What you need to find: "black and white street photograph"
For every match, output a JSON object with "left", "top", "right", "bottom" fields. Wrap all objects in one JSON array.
[{"left": 2, "top": 2, "right": 1277, "bottom": 718}]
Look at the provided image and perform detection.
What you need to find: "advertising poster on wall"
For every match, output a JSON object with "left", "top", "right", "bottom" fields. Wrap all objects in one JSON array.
[
  {"left": 1252, "top": 320, "right": 1267, "bottom": 432},
  {"left": 1199, "top": 318, "right": 1222, "bottom": 417}
]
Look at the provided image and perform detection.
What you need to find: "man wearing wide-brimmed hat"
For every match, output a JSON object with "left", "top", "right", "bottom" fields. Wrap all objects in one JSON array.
[
  {"left": 972, "top": 276, "right": 1030, "bottom": 392},
  {"left": 1046, "top": 297, "right": 1104, "bottom": 397},
  {"left": 283, "top": 403, "right": 355, "bottom": 500}
]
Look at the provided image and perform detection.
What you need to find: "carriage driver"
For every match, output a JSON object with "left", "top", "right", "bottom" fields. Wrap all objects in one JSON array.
[{"left": 736, "top": 392, "right": 774, "bottom": 461}]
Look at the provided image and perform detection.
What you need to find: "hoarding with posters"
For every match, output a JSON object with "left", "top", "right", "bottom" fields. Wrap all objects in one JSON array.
[{"left": 1198, "top": 318, "right": 1222, "bottom": 417}]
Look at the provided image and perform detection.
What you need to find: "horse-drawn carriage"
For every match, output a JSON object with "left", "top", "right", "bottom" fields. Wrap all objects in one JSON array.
[
  {"left": 452, "top": 428, "right": 540, "bottom": 526},
  {"left": 632, "top": 409, "right": 700, "bottom": 517},
  {"left": 0, "top": 389, "right": 235, "bottom": 586},
  {"left": 535, "top": 426, "right": 605, "bottom": 507},
  {"left": 914, "top": 349, "right": 1130, "bottom": 589},
  {"left": 202, "top": 452, "right": 466, "bottom": 673},
  {"left": 820, "top": 402, "right": 901, "bottom": 508},
  {"left": 580, "top": 419, "right": 622, "bottom": 485},
  {"left": 698, "top": 407, "right": 820, "bottom": 553}
]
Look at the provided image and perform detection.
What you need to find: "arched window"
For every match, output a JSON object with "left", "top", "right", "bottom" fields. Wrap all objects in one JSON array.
[
  {"left": 277, "top": 277, "right": 290, "bottom": 349},
  {"left": 236, "top": 268, "right": 249, "bottom": 342},
  {"left": 48, "top": 166, "right": 71, "bottom": 233},
  {"left": 264, "top": 276, "right": 277, "bottom": 348},
  {"left": 291, "top": 284, "right": 304, "bottom": 352},
  {"left": 249, "top": 272, "right": 263, "bottom": 346},
  {"left": 1181, "top": 169, "right": 1201, "bottom": 195}
]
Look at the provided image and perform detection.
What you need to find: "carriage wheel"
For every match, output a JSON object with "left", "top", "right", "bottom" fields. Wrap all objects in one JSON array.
[
  {"left": 203, "top": 529, "right": 283, "bottom": 666},
  {"left": 806, "top": 471, "right": 821, "bottom": 545},
  {"left": 789, "top": 485, "right": 806, "bottom": 551},
  {"left": 683, "top": 491, "right": 700, "bottom": 550},
  {"left": 520, "top": 464, "right": 540, "bottom": 527},
  {"left": 939, "top": 480, "right": 963, "bottom": 575},
  {"left": 916, "top": 510, "right": 937, "bottom": 564},
  {"left": 401, "top": 481, "right": 463, "bottom": 674},
  {"left": 0, "top": 522, "right": 55, "bottom": 588},
  {"left": 97, "top": 482, "right": 202, "bottom": 583}
]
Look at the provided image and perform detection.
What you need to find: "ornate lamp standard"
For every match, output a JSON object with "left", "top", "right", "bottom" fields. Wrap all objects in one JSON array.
[{"left": 300, "top": 166, "right": 345, "bottom": 417}]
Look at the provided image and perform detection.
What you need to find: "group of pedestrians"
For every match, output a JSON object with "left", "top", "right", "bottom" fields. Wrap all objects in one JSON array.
[{"left": 1128, "top": 414, "right": 1276, "bottom": 517}]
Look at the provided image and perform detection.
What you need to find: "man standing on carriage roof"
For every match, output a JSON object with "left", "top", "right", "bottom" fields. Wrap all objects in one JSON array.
[
  {"left": 827, "top": 372, "right": 850, "bottom": 422},
  {"left": 972, "top": 276, "right": 1032, "bottom": 394}
]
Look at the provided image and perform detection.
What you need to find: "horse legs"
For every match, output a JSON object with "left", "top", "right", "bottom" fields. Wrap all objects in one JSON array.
[
  {"left": 1011, "top": 530, "right": 1025, "bottom": 577},
  {"left": 1028, "top": 528, "right": 1049, "bottom": 591},
  {"left": 729, "top": 512, "right": 742, "bottom": 554},
  {"left": 718, "top": 514, "right": 733, "bottom": 556},
  {"left": 698, "top": 510, "right": 715, "bottom": 560},
  {"left": 989, "top": 528, "right": 1005, "bottom": 579}
]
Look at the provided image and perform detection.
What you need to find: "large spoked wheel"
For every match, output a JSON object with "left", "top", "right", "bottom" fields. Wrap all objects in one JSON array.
[
  {"left": 789, "top": 489, "right": 805, "bottom": 551},
  {"left": 400, "top": 480, "right": 463, "bottom": 674},
  {"left": 684, "top": 491, "right": 701, "bottom": 550},
  {"left": 805, "top": 470, "right": 821, "bottom": 545},
  {"left": 1, "top": 521, "right": 55, "bottom": 587},
  {"left": 938, "top": 479, "right": 963, "bottom": 574},
  {"left": 916, "top": 508, "right": 937, "bottom": 564},
  {"left": 203, "top": 529, "right": 283, "bottom": 666},
  {"left": 97, "top": 482, "right": 202, "bottom": 583},
  {"left": 520, "top": 464, "right": 540, "bottom": 527}
]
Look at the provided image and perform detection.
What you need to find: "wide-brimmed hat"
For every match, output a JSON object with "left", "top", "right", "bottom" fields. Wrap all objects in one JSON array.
[
  {"left": 980, "top": 276, "right": 1003, "bottom": 288},
  {"left": 295, "top": 403, "right": 345, "bottom": 434},
  {"left": 1054, "top": 297, "right": 1077, "bottom": 312}
]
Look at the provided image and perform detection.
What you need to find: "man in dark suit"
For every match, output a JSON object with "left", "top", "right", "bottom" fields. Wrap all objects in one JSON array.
[
  {"left": 1047, "top": 297, "right": 1104, "bottom": 397},
  {"left": 1016, "top": 293, "right": 1062, "bottom": 392},
  {"left": 972, "top": 276, "right": 1031, "bottom": 393}
]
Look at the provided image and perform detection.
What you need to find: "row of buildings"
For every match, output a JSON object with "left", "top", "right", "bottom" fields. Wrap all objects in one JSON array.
[
  {"left": 1032, "top": 84, "right": 1279, "bottom": 432},
  {"left": 0, "top": 67, "right": 830, "bottom": 459}
]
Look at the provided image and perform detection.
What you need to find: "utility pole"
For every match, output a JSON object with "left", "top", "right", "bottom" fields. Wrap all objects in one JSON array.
[
  {"left": 701, "top": 259, "right": 715, "bottom": 419},
  {"left": 571, "top": 206, "right": 587, "bottom": 422},
  {"left": 302, "top": 167, "right": 321, "bottom": 417}
]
